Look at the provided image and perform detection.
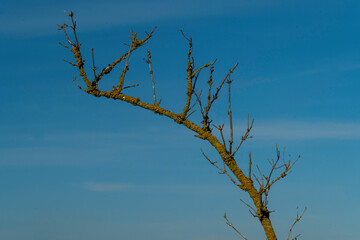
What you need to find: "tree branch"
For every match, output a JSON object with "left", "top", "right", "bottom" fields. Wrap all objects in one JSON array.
[
  {"left": 201, "top": 149, "right": 245, "bottom": 190},
  {"left": 60, "top": 12, "right": 302, "bottom": 240},
  {"left": 145, "top": 50, "right": 158, "bottom": 105},
  {"left": 91, "top": 48, "right": 98, "bottom": 78},
  {"left": 179, "top": 30, "right": 216, "bottom": 120},
  {"left": 224, "top": 213, "right": 248, "bottom": 240},
  {"left": 231, "top": 116, "right": 254, "bottom": 157},
  {"left": 287, "top": 207, "right": 307, "bottom": 240}
]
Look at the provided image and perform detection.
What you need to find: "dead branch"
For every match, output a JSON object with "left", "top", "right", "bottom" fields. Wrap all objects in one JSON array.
[
  {"left": 122, "top": 82, "right": 140, "bottom": 90},
  {"left": 145, "top": 50, "right": 158, "bottom": 105},
  {"left": 287, "top": 207, "right": 307, "bottom": 240},
  {"left": 227, "top": 69, "right": 233, "bottom": 153},
  {"left": 91, "top": 48, "right": 98, "bottom": 78},
  {"left": 179, "top": 29, "right": 216, "bottom": 120},
  {"left": 231, "top": 116, "right": 254, "bottom": 157},
  {"left": 63, "top": 59, "right": 76, "bottom": 66},
  {"left": 72, "top": 76, "right": 85, "bottom": 91},
  {"left": 240, "top": 198, "right": 257, "bottom": 217},
  {"left": 201, "top": 150, "right": 245, "bottom": 190},
  {"left": 60, "top": 12, "right": 303, "bottom": 240},
  {"left": 248, "top": 152, "right": 252, "bottom": 179},
  {"left": 201, "top": 63, "right": 237, "bottom": 131},
  {"left": 213, "top": 124, "right": 226, "bottom": 147},
  {"left": 254, "top": 146, "right": 301, "bottom": 207},
  {"left": 224, "top": 213, "right": 248, "bottom": 240}
]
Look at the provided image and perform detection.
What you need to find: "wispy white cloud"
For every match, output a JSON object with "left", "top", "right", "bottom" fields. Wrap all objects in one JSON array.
[
  {"left": 43, "top": 131, "right": 140, "bottom": 142},
  {"left": 0, "top": 0, "right": 280, "bottom": 36},
  {"left": 298, "top": 59, "right": 360, "bottom": 76},
  {"left": 84, "top": 182, "right": 130, "bottom": 192},
  {"left": 238, "top": 76, "right": 275, "bottom": 87},
  {"left": 83, "top": 182, "right": 232, "bottom": 194},
  {"left": 0, "top": 124, "right": 198, "bottom": 166},
  {"left": 0, "top": 146, "right": 124, "bottom": 166},
  {"left": 241, "top": 120, "right": 360, "bottom": 140}
]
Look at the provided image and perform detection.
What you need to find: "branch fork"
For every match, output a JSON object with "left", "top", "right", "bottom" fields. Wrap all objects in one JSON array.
[{"left": 60, "top": 12, "right": 304, "bottom": 240}]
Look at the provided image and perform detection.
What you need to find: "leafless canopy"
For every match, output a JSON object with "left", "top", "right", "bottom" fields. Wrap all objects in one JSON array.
[{"left": 59, "top": 11, "right": 305, "bottom": 240}]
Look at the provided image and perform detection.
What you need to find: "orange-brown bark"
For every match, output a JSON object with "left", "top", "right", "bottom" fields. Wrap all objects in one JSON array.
[{"left": 59, "top": 12, "right": 304, "bottom": 239}]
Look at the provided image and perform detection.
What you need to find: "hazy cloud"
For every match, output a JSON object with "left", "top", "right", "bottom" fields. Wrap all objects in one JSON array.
[
  {"left": 238, "top": 76, "right": 275, "bottom": 87},
  {"left": 298, "top": 59, "right": 360, "bottom": 76},
  {"left": 0, "top": 0, "right": 281, "bottom": 36},
  {"left": 247, "top": 120, "right": 360, "bottom": 140},
  {"left": 84, "top": 182, "right": 130, "bottom": 192},
  {"left": 83, "top": 182, "right": 232, "bottom": 194}
]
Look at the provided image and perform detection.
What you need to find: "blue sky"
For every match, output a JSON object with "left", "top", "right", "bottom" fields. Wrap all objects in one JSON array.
[{"left": 1, "top": 0, "right": 360, "bottom": 239}]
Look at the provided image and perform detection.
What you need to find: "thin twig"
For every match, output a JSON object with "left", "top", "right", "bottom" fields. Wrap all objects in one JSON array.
[
  {"left": 287, "top": 207, "right": 307, "bottom": 240},
  {"left": 179, "top": 28, "right": 194, "bottom": 119},
  {"left": 65, "top": 11, "right": 79, "bottom": 46},
  {"left": 185, "top": 109, "right": 197, "bottom": 120},
  {"left": 213, "top": 124, "right": 226, "bottom": 148},
  {"left": 91, "top": 48, "right": 98, "bottom": 78},
  {"left": 231, "top": 117, "right": 254, "bottom": 157},
  {"left": 248, "top": 152, "right": 252, "bottom": 179},
  {"left": 93, "top": 27, "right": 156, "bottom": 85},
  {"left": 58, "top": 41, "right": 73, "bottom": 51},
  {"left": 122, "top": 82, "right": 140, "bottom": 90},
  {"left": 63, "top": 59, "right": 76, "bottom": 66},
  {"left": 116, "top": 41, "right": 133, "bottom": 91},
  {"left": 205, "top": 63, "right": 238, "bottom": 124},
  {"left": 256, "top": 164, "right": 264, "bottom": 187},
  {"left": 253, "top": 173, "right": 262, "bottom": 187},
  {"left": 72, "top": 77, "right": 85, "bottom": 91},
  {"left": 224, "top": 213, "right": 248, "bottom": 240},
  {"left": 58, "top": 22, "right": 74, "bottom": 47},
  {"left": 227, "top": 69, "right": 233, "bottom": 153},
  {"left": 180, "top": 29, "right": 191, "bottom": 42},
  {"left": 145, "top": 50, "right": 157, "bottom": 105},
  {"left": 240, "top": 199, "right": 257, "bottom": 215},
  {"left": 205, "top": 66, "right": 213, "bottom": 112},
  {"left": 179, "top": 30, "right": 216, "bottom": 120},
  {"left": 191, "top": 59, "right": 217, "bottom": 78},
  {"left": 194, "top": 89, "right": 204, "bottom": 115},
  {"left": 201, "top": 150, "right": 244, "bottom": 190}
]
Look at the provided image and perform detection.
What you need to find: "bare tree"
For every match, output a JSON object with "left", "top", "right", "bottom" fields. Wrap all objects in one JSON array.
[{"left": 59, "top": 11, "right": 306, "bottom": 240}]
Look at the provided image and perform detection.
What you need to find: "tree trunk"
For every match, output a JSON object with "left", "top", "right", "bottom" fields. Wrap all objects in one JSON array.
[{"left": 260, "top": 215, "right": 277, "bottom": 240}]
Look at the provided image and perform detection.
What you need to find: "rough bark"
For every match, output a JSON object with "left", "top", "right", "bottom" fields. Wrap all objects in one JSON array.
[{"left": 59, "top": 11, "right": 305, "bottom": 239}]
